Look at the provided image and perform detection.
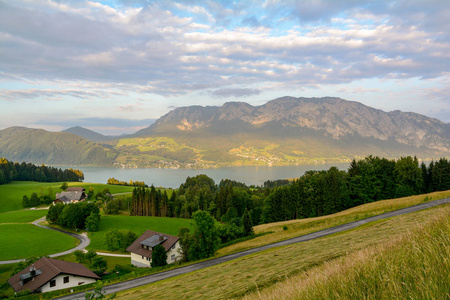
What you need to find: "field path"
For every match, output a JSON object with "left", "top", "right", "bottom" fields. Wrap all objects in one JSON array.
[{"left": 55, "top": 197, "right": 450, "bottom": 300}]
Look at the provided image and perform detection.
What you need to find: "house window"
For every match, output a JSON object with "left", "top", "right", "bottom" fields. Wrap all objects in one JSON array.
[
  {"left": 63, "top": 276, "right": 69, "bottom": 284},
  {"left": 171, "top": 254, "right": 175, "bottom": 261},
  {"left": 50, "top": 280, "right": 56, "bottom": 287}
]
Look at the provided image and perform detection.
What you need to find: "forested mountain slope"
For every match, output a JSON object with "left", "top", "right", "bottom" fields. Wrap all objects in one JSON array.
[{"left": 0, "top": 127, "right": 117, "bottom": 166}]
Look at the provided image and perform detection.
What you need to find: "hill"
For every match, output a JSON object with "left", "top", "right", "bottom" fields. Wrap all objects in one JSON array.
[
  {"left": 2, "top": 97, "right": 449, "bottom": 168},
  {"left": 115, "top": 192, "right": 450, "bottom": 299},
  {"left": 122, "top": 97, "right": 449, "bottom": 167},
  {"left": 0, "top": 127, "right": 118, "bottom": 166},
  {"left": 62, "top": 126, "right": 117, "bottom": 142}
]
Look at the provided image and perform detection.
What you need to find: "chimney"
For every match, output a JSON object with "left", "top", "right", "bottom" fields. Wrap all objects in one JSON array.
[
  {"left": 159, "top": 235, "right": 164, "bottom": 241},
  {"left": 30, "top": 265, "right": 36, "bottom": 277}
]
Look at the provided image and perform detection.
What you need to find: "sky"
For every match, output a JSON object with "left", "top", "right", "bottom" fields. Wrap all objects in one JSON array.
[{"left": 1, "top": 0, "right": 449, "bottom": 135}]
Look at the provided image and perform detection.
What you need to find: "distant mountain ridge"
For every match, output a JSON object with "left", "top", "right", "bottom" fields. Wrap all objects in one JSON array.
[
  {"left": 0, "top": 127, "right": 117, "bottom": 166},
  {"left": 1, "top": 97, "right": 448, "bottom": 168},
  {"left": 136, "top": 96, "right": 449, "bottom": 153},
  {"left": 62, "top": 126, "right": 115, "bottom": 143}
]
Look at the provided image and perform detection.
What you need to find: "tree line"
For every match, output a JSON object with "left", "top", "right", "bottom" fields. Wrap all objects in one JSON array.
[
  {"left": 126, "top": 156, "right": 449, "bottom": 226},
  {"left": 0, "top": 157, "right": 84, "bottom": 184}
]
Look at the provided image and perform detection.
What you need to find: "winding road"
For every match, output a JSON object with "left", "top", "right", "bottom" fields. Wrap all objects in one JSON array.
[{"left": 54, "top": 197, "right": 450, "bottom": 300}]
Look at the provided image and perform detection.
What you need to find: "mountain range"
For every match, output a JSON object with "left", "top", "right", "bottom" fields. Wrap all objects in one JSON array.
[{"left": 1, "top": 97, "right": 448, "bottom": 167}]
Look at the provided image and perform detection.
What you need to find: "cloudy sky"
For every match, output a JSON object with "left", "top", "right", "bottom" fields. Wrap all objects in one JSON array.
[{"left": 1, "top": 0, "right": 449, "bottom": 135}]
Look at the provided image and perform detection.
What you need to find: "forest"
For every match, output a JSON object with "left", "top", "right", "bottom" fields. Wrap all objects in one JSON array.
[
  {"left": 0, "top": 157, "right": 84, "bottom": 184},
  {"left": 126, "top": 156, "right": 450, "bottom": 225}
]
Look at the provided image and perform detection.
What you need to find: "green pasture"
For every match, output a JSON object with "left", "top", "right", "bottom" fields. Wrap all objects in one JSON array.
[
  {"left": 0, "top": 209, "right": 47, "bottom": 223},
  {"left": 88, "top": 215, "right": 194, "bottom": 251},
  {"left": 0, "top": 224, "right": 78, "bottom": 260},
  {"left": 0, "top": 181, "right": 134, "bottom": 213}
]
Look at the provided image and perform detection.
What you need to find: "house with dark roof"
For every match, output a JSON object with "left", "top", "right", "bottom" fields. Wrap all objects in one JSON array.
[
  {"left": 54, "top": 187, "right": 87, "bottom": 205},
  {"left": 126, "top": 230, "right": 182, "bottom": 267},
  {"left": 8, "top": 257, "right": 100, "bottom": 294}
]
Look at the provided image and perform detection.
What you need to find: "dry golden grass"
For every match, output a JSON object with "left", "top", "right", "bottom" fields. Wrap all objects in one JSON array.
[
  {"left": 243, "top": 204, "right": 450, "bottom": 300},
  {"left": 116, "top": 200, "right": 450, "bottom": 299},
  {"left": 217, "top": 190, "right": 450, "bottom": 256}
]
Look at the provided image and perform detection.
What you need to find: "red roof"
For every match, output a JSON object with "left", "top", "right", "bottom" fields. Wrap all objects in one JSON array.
[
  {"left": 8, "top": 257, "right": 100, "bottom": 293},
  {"left": 126, "top": 230, "right": 179, "bottom": 258}
]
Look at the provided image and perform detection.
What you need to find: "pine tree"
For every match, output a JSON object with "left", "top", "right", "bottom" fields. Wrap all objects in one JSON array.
[{"left": 242, "top": 208, "right": 254, "bottom": 236}]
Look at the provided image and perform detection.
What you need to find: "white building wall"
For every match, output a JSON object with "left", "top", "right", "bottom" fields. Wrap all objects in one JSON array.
[
  {"left": 165, "top": 241, "right": 182, "bottom": 264},
  {"left": 40, "top": 274, "right": 97, "bottom": 293},
  {"left": 130, "top": 252, "right": 151, "bottom": 268}
]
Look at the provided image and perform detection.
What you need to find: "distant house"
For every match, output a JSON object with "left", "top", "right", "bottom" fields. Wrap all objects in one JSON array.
[
  {"left": 126, "top": 230, "right": 182, "bottom": 267},
  {"left": 8, "top": 257, "right": 100, "bottom": 294},
  {"left": 54, "top": 187, "right": 87, "bottom": 205}
]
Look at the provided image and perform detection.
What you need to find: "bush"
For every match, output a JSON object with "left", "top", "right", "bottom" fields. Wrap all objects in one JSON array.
[
  {"left": 151, "top": 244, "right": 168, "bottom": 268},
  {"left": 103, "top": 230, "right": 137, "bottom": 252}
]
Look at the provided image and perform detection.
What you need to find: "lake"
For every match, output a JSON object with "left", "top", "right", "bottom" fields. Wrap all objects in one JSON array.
[{"left": 61, "top": 164, "right": 350, "bottom": 188}]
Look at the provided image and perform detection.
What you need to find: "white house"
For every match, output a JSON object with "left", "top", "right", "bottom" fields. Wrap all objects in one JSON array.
[
  {"left": 126, "top": 230, "right": 182, "bottom": 268},
  {"left": 8, "top": 257, "right": 100, "bottom": 294}
]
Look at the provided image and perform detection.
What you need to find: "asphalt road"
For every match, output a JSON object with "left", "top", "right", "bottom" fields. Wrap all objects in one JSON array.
[
  {"left": 0, "top": 217, "right": 90, "bottom": 265},
  {"left": 56, "top": 197, "right": 450, "bottom": 300}
]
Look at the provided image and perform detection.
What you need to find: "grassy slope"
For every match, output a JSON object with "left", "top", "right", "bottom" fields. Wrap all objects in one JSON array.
[
  {"left": 0, "top": 181, "right": 134, "bottom": 213},
  {"left": 88, "top": 215, "right": 194, "bottom": 251},
  {"left": 217, "top": 190, "right": 450, "bottom": 256},
  {"left": 117, "top": 203, "right": 450, "bottom": 299},
  {"left": 243, "top": 206, "right": 450, "bottom": 300},
  {"left": 0, "top": 224, "right": 78, "bottom": 260}
]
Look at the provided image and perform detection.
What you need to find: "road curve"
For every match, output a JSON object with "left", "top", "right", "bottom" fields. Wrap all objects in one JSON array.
[
  {"left": 56, "top": 197, "right": 450, "bottom": 300},
  {"left": 0, "top": 217, "right": 90, "bottom": 265}
]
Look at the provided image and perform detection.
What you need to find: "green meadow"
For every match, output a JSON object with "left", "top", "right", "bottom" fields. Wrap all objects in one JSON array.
[
  {"left": 0, "top": 181, "right": 134, "bottom": 213},
  {"left": 88, "top": 215, "right": 194, "bottom": 251},
  {"left": 0, "top": 224, "right": 78, "bottom": 260},
  {"left": 0, "top": 209, "right": 47, "bottom": 223}
]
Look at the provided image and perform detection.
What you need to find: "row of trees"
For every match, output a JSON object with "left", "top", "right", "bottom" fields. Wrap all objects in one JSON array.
[
  {"left": 126, "top": 156, "right": 448, "bottom": 227},
  {"left": 263, "top": 156, "right": 450, "bottom": 223},
  {"left": 107, "top": 177, "right": 146, "bottom": 187},
  {"left": 0, "top": 157, "right": 84, "bottom": 184}
]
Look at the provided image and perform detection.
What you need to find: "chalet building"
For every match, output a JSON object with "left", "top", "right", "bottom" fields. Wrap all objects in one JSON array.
[
  {"left": 8, "top": 257, "right": 100, "bottom": 294},
  {"left": 54, "top": 187, "right": 87, "bottom": 205},
  {"left": 126, "top": 230, "right": 182, "bottom": 268}
]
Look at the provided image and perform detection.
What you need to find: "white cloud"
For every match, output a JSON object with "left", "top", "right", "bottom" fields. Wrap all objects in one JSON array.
[{"left": 0, "top": 0, "right": 449, "bottom": 126}]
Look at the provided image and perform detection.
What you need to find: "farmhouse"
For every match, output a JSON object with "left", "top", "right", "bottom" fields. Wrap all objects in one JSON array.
[
  {"left": 8, "top": 257, "right": 100, "bottom": 294},
  {"left": 126, "top": 230, "right": 182, "bottom": 267},
  {"left": 54, "top": 187, "right": 87, "bottom": 205}
]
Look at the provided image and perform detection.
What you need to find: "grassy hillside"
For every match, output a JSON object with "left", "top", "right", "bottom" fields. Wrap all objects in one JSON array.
[
  {"left": 0, "top": 126, "right": 118, "bottom": 166},
  {"left": 88, "top": 215, "right": 194, "bottom": 252},
  {"left": 112, "top": 128, "right": 439, "bottom": 168},
  {"left": 218, "top": 190, "right": 450, "bottom": 256},
  {"left": 0, "top": 181, "right": 134, "bottom": 213},
  {"left": 116, "top": 203, "right": 450, "bottom": 299},
  {"left": 243, "top": 207, "right": 450, "bottom": 299}
]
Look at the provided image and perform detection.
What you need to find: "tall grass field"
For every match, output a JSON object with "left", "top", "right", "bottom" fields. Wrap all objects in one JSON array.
[{"left": 116, "top": 203, "right": 450, "bottom": 299}]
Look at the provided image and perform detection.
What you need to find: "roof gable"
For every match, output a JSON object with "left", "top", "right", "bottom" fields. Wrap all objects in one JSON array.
[
  {"left": 8, "top": 257, "right": 100, "bottom": 293},
  {"left": 126, "top": 230, "right": 179, "bottom": 257}
]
